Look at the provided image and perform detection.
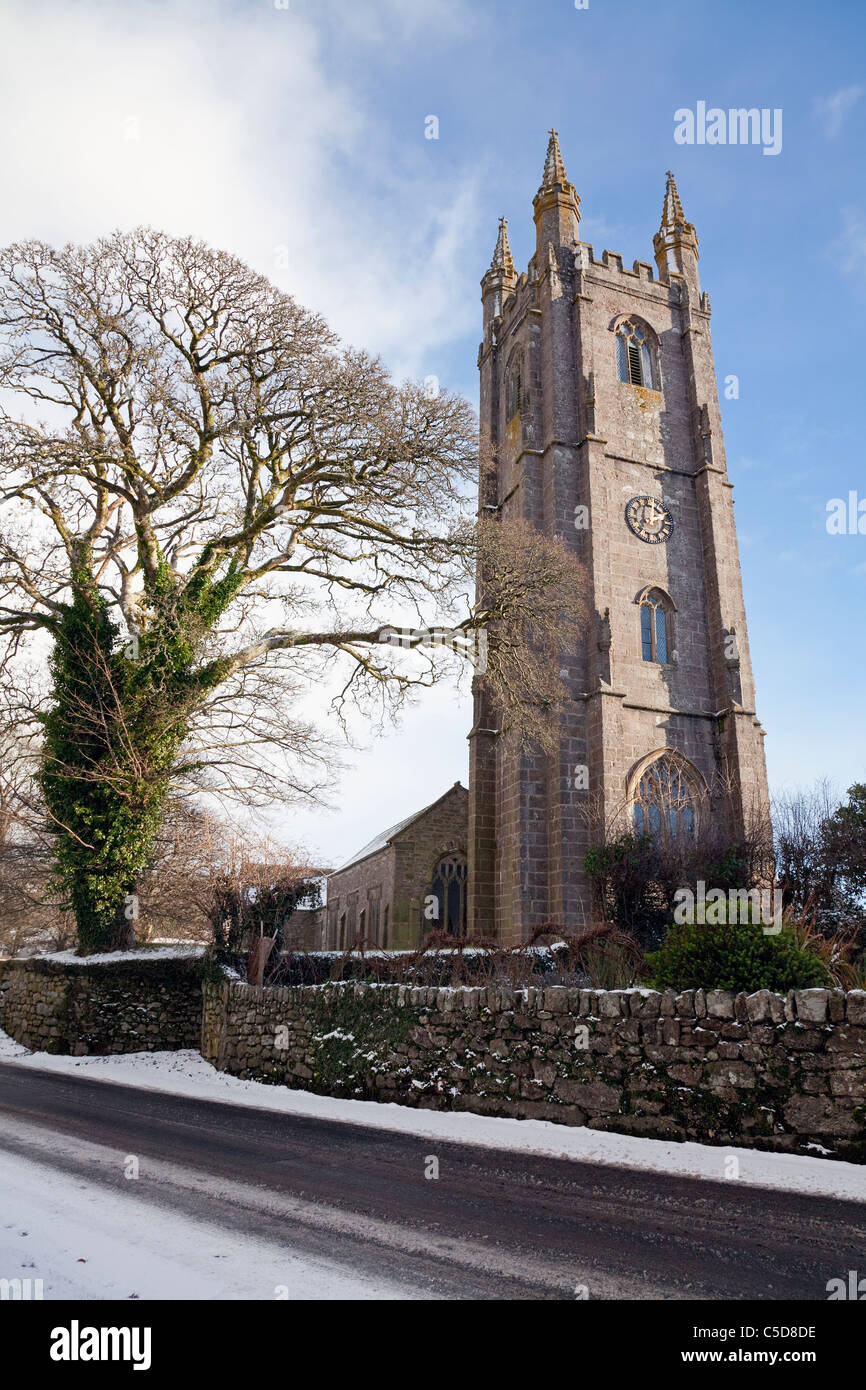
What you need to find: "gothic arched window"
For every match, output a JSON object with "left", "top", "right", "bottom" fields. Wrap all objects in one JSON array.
[
  {"left": 616, "top": 319, "right": 659, "bottom": 389},
  {"left": 632, "top": 755, "right": 699, "bottom": 840},
  {"left": 638, "top": 587, "right": 672, "bottom": 664},
  {"left": 429, "top": 853, "right": 467, "bottom": 936}
]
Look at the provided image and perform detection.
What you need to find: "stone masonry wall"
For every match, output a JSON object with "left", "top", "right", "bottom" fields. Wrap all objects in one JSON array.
[
  {"left": 202, "top": 978, "right": 866, "bottom": 1161},
  {"left": 0, "top": 955, "right": 204, "bottom": 1055},
  {"left": 391, "top": 783, "right": 469, "bottom": 945}
]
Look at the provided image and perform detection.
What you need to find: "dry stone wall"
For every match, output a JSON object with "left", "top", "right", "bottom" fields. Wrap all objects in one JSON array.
[
  {"left": 202, "top": 978, "right": 866, "bottom": 1161},
  {"left": 3, "top": 955, "right": 864, "bottom": 1161},
  {"left": 0, "top": 955, "right": 204, "bottom": 1055}
]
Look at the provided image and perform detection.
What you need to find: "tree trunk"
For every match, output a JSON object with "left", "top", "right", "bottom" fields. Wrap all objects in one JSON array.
[
  {"left": 71, "top": 878, "right": 138, "bottom": 955},
  {"left": 107, "top": 897, "right": 137, "bottom": 953}
]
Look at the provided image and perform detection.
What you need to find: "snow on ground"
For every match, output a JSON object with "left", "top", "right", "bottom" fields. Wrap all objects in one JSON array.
[
  {"left": 0, "top": 1147, "right": 414, "bottom": 1300},
  {"left": 2, "top": 1028, "right": 865, "bottom": 1203}
]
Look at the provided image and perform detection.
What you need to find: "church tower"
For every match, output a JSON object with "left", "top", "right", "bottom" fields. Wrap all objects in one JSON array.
[{"left": 468, "top": 134, "right": 770, "bottom": 943}]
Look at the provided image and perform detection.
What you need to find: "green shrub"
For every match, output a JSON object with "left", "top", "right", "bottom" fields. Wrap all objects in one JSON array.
[
  {"left": 646, "top": 918, "right": 831, "bottom": 993},
  {"left": 584, "top": 832, "right": 759, "bottom": 952}
]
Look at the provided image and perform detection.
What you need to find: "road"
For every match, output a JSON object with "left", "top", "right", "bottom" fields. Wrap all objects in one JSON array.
[{"left": 0, "top": 1061, "right": 863, "bottom": 1300}]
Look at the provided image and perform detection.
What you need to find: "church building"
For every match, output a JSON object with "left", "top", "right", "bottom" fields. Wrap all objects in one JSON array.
[
  {"left": 324, "top": 783, "right": 468, "bottom": 949},
  {"left": 467, "top": 133, "right": 769, "bottom": 944},
  {"left": 327, "top": 134, "right": 769, "bottom": 950}
]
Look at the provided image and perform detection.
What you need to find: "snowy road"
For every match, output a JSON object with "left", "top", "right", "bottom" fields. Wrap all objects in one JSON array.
[
  {"left": 1, "top": 1060, "right": 864, "bottom": 1300},
  {"left": 0, "top": 1140, "right": 417, "bottom": 1300}
]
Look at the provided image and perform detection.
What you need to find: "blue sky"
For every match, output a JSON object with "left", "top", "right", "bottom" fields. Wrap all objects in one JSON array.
[{"left": 1, "top": 0, "right": 864, "bottom": 865}]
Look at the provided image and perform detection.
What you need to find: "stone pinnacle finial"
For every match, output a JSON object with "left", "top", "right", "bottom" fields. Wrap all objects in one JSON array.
[
  {"left": 541, "top": 128, "right": 568, "bottom": 191},
  {"left": 660, "top": 170, "right": 688, "bottom": 231},
  {"left": 533, "top": 129, "right": 580, "bottom": 230},
  {"left": 490, "top": 216, "right": 516, "bottom": 277},
  {"left": 653, "top": 170, "right": 699, "bottom": 279}
]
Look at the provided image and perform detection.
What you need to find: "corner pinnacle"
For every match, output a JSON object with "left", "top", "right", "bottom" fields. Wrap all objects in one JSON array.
[
  {"left": 489, "top": 216, "right": 516, "bottom": 277},
  {"left": 660, "top": 170, "right": 689, "bottom": 232},
  {"left": 540, "top": 129, "right": 569, "bottom": 191}
]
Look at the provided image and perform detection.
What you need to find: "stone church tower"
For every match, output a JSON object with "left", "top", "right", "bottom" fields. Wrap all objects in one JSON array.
[{"left": 468, "top": 133, "right": 770, "bottom": 944}]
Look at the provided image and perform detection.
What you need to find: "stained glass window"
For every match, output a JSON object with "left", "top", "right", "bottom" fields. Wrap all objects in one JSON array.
[
  {"left": 640, "top": 589, "right": 671, "bottom": 663},
  {"left": 429, "top": 854, "right": 467, "bottom": 936},
  {"left": 633, "top": 757, "right": 697, "bottom": 840},
  {"left": 641, "top": 604, "right": 653, "bottom": 661}
]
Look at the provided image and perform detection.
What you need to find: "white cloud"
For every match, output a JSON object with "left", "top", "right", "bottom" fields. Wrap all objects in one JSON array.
[
  {"left": 813, "top": 84, "right": 863, "bottom": 139},
  {"left": 284, "top": 678, "right": 471, "bottom": 868},
  {"left": 0, "top": 0, "right": 479, "bottom": 380}
]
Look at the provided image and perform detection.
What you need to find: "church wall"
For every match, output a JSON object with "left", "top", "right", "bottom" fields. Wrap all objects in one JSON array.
[
  {"left": 576, "top": 267, "right": 723, "bottom": 820},
  {"left": 599, "top": 458, "right": 715, "bottom": 709},
  {"left": 327, "top": 785, "right": 469, "bottom": 951},
  {"left": 580, "top": 265, "right": 694, "bottom": 472},
  {"left": 391, "top": 784, "right": 469, "bottom": 946},
  {"left": 325, "top": 847, "right": 395, "bottom": 951}
]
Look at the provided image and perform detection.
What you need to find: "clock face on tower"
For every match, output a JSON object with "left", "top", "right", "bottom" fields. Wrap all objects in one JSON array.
[{"left": 625, "top": 495, "right": 674, "bottom": 545}]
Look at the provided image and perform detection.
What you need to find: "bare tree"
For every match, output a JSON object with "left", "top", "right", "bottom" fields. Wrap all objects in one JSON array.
[
  {"left": 134, "top": 801, "right": 323, "bottom": 952},
  {"left": 772, "top": 780, "right": 838, "bottom": 918},
  {"left": 472, "top": 516, "right": 587, "bottom": 753},
  {"left": 0, "top": 230, "right": 587, "bottom": 951}
]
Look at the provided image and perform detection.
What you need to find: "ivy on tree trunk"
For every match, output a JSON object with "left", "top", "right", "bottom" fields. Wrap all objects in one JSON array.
[{"left": 40, "top": 554, "right": 233, "bottom": 952}]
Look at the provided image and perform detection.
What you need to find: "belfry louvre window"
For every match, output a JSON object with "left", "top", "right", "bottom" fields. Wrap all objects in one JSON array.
[
  {"left": 616, "top": 319, "right": 658, "bottom": 389},
  {"left": 640, "top": 588, "right": 671, "bottom": 663}
]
